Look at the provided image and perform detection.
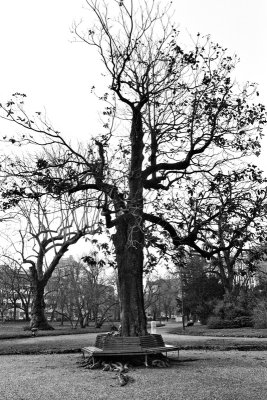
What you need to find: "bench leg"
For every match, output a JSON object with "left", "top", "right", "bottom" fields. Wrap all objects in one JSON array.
[{"left": 144, "top": 354, "right": 149, "bottom": 367}]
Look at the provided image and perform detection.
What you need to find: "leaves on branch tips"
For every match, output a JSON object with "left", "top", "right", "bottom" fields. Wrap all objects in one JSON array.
[
  {"left": 12, "top": 92, "right": 26, "bottom": 98},
  {"left": 202, "top": 75, "right": 211, "bottom": 85},
  {"left": 82, "top": 255, "right": 97, "bottom": 266},
  {"left": 36, "top": 158, "right": 49, "bottom": 169},
  {"left": 6, "top": 101, "right": 15, "bottom": 107}
]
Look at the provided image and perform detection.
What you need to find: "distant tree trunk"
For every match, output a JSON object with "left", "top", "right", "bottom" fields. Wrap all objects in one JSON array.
[
  {"left": 24, "top": 310, "right": 30, "bottom": 322},
  {"left": 78, "top": 311, "right": 86, "bottom": 328},
  {"left": 83, "top": 314, "right": 90, "bottom": 327},
  {"left": 13, "top": 301, "right": 17, "bottom": 320},
  {"left": 29, "top": 267, "right": 54, "bottom": 330},
  {"left": 20, "top": 297, "right": 31, "bottom": 322}
]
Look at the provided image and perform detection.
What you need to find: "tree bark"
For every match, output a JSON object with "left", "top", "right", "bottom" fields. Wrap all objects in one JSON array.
[
  {"left": 110, "top": 107, "right": 148, "bottom": 336},
  {"left": 113, "top": 220, "right": 147, "bottom": 336},
  {"left": 29, "top": 267, "right": 54, "bottom": 330}
]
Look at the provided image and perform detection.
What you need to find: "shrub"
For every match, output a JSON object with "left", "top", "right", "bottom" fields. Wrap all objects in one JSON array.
[
  {"left": 252, "top": 300, "right": 267, "bottom": 329},
  {"left": 213, "top": 297, "right": 248, "bottom": 320},
  {"left": 233, "top": 316, "right": 253, "bottom": 328},
  {"left": 23, "top": 326, "right": 31, "bottom": 331},
  {"left": 207, "top": 317, "right": 233, "bottom": 329},
  {"left": 207, "top": 316, "right": 253, "bottom": 329}
]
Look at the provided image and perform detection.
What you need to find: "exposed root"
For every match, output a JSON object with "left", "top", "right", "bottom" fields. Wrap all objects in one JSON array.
[
  {"left": 152, "top": 359, "right": 168, "bottom": 368},
  {"left": 77, "top": 354, "right": 172, "bottom": 386},
  {"left": 111, "top": 362, "right": 125, "bottom": 372},
  {"left": 123, "top": 363, "right": 129, "bottom": 372},
  {"left": 117, "top": 372, "right": 129, "bottom": 386},
  {"left": 77, "top": 356, "right": 94, "bottom": 368},
  {"left": 102, "top": 363, "right": 112, "bottom": 371},
  {"left": 90, "top": 360, "right": 102, "bottom": 369}
]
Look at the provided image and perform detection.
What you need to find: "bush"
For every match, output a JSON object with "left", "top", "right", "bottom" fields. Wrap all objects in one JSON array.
[
  {"left": 252, "top": 300, "right": 267, "bottom": 329},
  {"left": 233, "top": 316, "right": 253, "bottom": 328},
  {"left": 207, "top": 317, "right": 232, "bottom": 329},
  {"left": 23, "top": 326, "right": 31, "bottom": 331},
  {"left": 213, "top": 297, "right": 248, "bottom": 320},
  {"left": 207, "top": 316, "right": 253, "bottom": 329}
]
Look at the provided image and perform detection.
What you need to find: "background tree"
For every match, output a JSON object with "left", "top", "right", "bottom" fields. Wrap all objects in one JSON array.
[
  {"left": 46, "top": 252, "right": 118, "bottom": 328},
  {"left": 0, "top": 0, "right": 266, "bottom": 336},
  {"left": 160, "top": 165, "right": 267, "bottom": 291},
  {"left": 194, "top": 167, "right": 267, "bottom": 295},
  {"left": 1, "top": 171, "right": 98, "bottom": 329},
  {"left": 176, "top": 254, "right": 224, "bottom": 324},
  {"left": 0, "top": 261, "right": 32, "bottom": 321},
  {"left": 82, "top": 252, "right": 118, "bottom": 328},
  {"left": 144, "top": 274, "right": 179, "bottom": 321}
]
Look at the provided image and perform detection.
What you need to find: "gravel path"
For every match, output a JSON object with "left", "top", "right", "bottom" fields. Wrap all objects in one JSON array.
[{"left": 1, "top": 350, "right": 267, "bottom": 400}]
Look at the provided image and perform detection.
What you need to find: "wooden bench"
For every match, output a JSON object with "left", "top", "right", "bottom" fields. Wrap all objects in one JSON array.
[
  {"left": 140, "top": 334, "right": 180, "bottom": 358},
  {"left": 81, "top": 334, "right": 180, "bottom": 365}
]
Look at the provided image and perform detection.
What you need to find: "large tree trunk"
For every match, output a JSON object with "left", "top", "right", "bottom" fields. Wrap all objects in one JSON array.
[
  {"left": 113, "top": 220, "right": 147, "bottom": 336},
  {"left": 30, "top": 267, "right": 54, "bottom": 330},
  {"left": 115, "top": 107, "right": 147, "bottom": 336}
]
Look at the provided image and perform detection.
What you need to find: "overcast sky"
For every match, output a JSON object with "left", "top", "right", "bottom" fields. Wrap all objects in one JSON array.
[{"left": 0, "top": 0, "right": 267, "bottom": 171}]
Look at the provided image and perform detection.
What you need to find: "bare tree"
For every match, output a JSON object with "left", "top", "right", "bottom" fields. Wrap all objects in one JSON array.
[
  {"left": 144, "top": 274, "right": 179, "bottom": 321},
  {"left": 1, "top": 173, "right": 99, "bottom": 329},
  {"left": 46, "top": 254, "right": 118, "bottom": 328},
  {"left": 0, "top": 261, "right": 32, "bottom": 321},
  {"left": 0, "top": 0, "right": 266, "bottom": 335}
]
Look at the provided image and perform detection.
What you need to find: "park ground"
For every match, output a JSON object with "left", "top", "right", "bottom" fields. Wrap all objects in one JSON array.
[
  {"left": 1, "top": 320, "right": 267, "bottom": 354},
  {"left": 1, "top": 321, "right": 267, "bottom": 399}
]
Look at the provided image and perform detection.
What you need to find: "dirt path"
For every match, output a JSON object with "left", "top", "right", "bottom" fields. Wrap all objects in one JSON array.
[{"left": 1, "top": 350, "right": 267, "bottom": 400}]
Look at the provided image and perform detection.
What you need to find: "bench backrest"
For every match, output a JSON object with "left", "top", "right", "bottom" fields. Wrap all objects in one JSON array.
[
  {"left": 94, "top": 333, "right": 165, "bottom": 351},
  {"left": 95, "top": 334, "right": 142, "bottom": 351},
  {"left": 140, "top": 334, "right": 165, "bottom": 348}
]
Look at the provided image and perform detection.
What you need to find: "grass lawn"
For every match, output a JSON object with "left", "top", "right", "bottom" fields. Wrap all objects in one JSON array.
[
  {"left": 1, "top": 321, "right": 267, "bottom": 354},
  {"left": 0, "top": 320, "right": 117, "bottom": 340},
  {"left": 1, "top": 320, "right": 267, "bottom": 340},
  {"left": 167, "top": 324, "right": 267, "bottom": 338}
]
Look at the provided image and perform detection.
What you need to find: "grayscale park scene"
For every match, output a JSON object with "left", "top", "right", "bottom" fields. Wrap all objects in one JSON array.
[{"left": 0, "top": 1, "right": 267, "bottom": 399}]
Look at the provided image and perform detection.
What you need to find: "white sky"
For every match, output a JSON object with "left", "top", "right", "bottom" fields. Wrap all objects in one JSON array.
[{"left": 0, "top": 0, "right": 267, "bottom": 171}]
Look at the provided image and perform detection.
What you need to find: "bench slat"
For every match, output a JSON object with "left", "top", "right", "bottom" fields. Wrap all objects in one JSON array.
[
  {"left": 144, "top": 346, "right": 180, "bottom": 353},
  {"left": 82, "top": 345, "right": 179, "bottom": 357}
]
